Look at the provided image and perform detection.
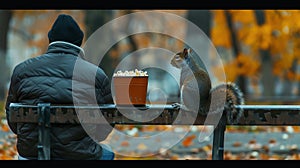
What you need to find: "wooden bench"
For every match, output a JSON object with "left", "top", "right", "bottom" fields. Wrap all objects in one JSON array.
[{"left": 8, "top": 103, "right": 300, "bottom": 160}]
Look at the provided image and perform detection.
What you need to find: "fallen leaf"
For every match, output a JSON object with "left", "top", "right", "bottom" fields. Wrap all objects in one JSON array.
[
  {"left": 224, "top": 151, "right": 233, "bottom": 160},
  {"left": 260, "top": 153, "right": 270, "bottom": 160},
  {"left": 120, "top": 141, "right": 130, "bottom": 147},
  {"left": 248, "top": 139, "right": 256, "bottom": 144},
  {"left": 201, "top": 145, "right": 211, "bottom": 152},
  {"left": 262, "top": 145, "right": 269, "bottom": 153},
  {"left": 182, "top": 134, "right": 196, "bottom": 147},
  {"left": 170, "top": 155, "right": 179, "bottom": 160},
  {"left": 1, "top": 124, "right": 10, "bottom": 132},
  {"left": 269, "top": 139, "right": 277, "bottom": 144},
  {"left": 232, "top": 141, "right": 242, "bottom": 147},
  {"left": 137, "top": 143, "right": 147, "bottom": 150}
]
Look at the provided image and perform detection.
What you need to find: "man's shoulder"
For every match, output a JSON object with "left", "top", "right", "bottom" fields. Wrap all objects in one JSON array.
[{"left": 12, "top": 54, "right": 49, "bottom": 75}]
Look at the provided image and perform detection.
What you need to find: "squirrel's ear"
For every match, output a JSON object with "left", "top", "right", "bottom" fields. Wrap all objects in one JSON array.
[{"left": 183, "top": 48, "right": 189, "bottom": 59}]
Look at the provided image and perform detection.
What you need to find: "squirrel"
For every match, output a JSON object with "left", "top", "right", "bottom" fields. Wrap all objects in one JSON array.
[{"left": 170, "top": 48, "right": 244, "bottom": 124}]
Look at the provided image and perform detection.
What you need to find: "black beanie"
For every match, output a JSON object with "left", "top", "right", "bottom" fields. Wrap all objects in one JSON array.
[{"left": 48, "top": 14, "right": 84, "bottom": 47}]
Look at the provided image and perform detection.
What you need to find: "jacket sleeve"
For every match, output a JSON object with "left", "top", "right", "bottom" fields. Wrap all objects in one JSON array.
[
  {"left": 96, "top": 68, "right": 114, "bottom": 105},
  {"left": 5, "top": 82, "right": 17, "bottom": 134},
  {"left": 95, "top": 69, "right": 115, "bottom": 141}
]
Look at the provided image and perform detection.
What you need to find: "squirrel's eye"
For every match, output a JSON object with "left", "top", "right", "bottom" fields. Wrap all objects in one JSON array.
[{"left": 175, "top": 57, "right": 182, "bottom": 61}]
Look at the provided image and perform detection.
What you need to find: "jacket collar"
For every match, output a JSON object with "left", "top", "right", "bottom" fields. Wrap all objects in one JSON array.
[{"left": 46, "top": 41, "right": 85, "bottom": 58}]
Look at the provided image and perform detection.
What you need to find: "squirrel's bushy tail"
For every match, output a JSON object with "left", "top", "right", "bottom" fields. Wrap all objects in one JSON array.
[{"left": 210, "top": 82, "right": 245, "bottom": 124}]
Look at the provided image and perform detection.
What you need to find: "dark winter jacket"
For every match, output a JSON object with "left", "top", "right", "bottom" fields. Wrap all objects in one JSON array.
[{"left": 5, "top": 41, "right": 114, "bottom": 160}]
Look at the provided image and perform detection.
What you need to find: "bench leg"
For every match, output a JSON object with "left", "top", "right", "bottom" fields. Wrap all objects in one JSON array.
[
  {"left": 37, "top": 103, "right": 51, "bottom": 160},
  {"left": 212, "top": 114, "right": 226, "bottom": 160}
]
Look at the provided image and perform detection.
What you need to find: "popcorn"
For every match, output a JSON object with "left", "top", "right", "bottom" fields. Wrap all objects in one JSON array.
[{"left": 113, "top": 69, "right": 148, "bottom": 77}]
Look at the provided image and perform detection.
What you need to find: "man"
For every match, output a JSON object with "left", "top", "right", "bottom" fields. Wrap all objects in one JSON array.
[{"left": 5, "top": 14, "right": 115, "bottom": 160}]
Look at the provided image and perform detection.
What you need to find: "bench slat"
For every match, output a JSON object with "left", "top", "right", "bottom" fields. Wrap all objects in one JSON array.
[{"left": 9, "top": 103, "right": 300, "bottom": 125}]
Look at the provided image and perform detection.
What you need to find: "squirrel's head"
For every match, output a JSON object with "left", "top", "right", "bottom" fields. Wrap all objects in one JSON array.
[{"left": 170, "top": 48, "right": 192, "bottom": 68}]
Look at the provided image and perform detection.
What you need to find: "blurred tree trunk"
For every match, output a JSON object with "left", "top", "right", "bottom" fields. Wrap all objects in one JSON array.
[
  {"left": 185, "top": 10, "right": 212, "bottom": 71},
  {"left": 254, "top": 10, "right": 275, "bottom": 97},
  {"left": 0, "top": 10, "right": 12, "bottom": 100},
  {"left": 120, "top": 10, "right": 139, "bottom": 69},
  {"left": 84, "top": 10, "right": 114, "bottom": 79},
  {"left": 186, "top": 10, "right": 211, "bottom": 38},
  {"left": 224, "top": 10, "right": 246, "bottom": 94},
  {"left": 85, "top": 10, "right": 113, "bottom": 37}
]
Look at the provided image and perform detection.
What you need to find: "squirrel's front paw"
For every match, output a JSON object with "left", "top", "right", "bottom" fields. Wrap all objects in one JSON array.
[
  {"left": 171, "top": 103, "right": 190, "bottom": 111},
  {"left": 171, "top": 103, "right": 182, "bottom": 109}
]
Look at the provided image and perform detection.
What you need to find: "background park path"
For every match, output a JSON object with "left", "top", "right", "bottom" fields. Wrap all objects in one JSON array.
[{"left": 1, "top": 122, "right": 300, "bottom": 160}]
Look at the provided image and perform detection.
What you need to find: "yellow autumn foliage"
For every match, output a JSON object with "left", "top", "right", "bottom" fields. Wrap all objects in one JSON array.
[
  {"left": 211, "top": 10, "right": 300, "bottom": 82},
  {"left": 235, "top": 54, "right": 261, "bottom": 77},
  {"left": 10, "top": 10, "right": 300, "bottom": 82},
  {"left": 211, "top": 10, "right": 232, "bottom": 48}
]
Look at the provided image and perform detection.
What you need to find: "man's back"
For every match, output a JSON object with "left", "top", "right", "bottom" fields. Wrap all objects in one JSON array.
[
  {"left": 5, "top": 14, "right": 114, "bottom": 160},
  {"left": 7, "top": 41, "right": 113, "bottom": 159}
]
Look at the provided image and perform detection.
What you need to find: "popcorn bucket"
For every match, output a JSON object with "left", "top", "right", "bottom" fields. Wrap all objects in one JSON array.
[{"left": 112, "top": 76, "right": 148, "bottom": 106}]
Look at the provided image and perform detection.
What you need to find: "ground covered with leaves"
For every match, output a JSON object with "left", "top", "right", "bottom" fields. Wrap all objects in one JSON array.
[
  {"left": 110, "top": 125, "right": 300, "bottom": 160},
  {"left": 1, "top": 120, "right": 300, "bottom": 160}
]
